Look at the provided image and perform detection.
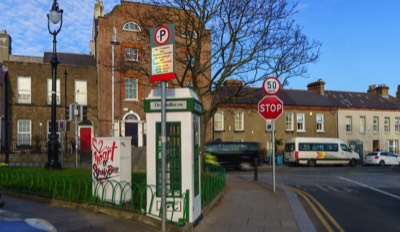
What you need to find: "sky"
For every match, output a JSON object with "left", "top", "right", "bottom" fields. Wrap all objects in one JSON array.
[{"left": 0, "top": 0, "right": 399, "bottom": 96}]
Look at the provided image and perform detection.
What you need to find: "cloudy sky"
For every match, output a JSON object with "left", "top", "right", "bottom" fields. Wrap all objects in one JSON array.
[{"left": 1, "top": 0, "right": 400, "bottom": 95}]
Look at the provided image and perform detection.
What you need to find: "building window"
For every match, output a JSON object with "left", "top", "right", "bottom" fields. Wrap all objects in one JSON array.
[
  {"left": 125, "top": 78, "right": 138, "bottom": 100},
  {"left": 373, "top": 116, "right": 379, "bottom": 132},
  {"left": 345, "top": 116, "right": 352, "bottom": 132},
  {"left": 234, "top": 112, "right": 244, "bottom": 131},
  {"left": 316, "top": 114, "right": 324, "bottom": 132},
  {"left": 17, "top": 77, "right": 31, "bottom": 104},
  {"left": 388, "top": 140, "right": 398, "bottom": 154},
  {"left": 125, "top": 48, "right": 138, "bottom": 61},
  {"left": 285, "top": 113, "right": 294, "bottom": 131},
  {"left": 297, "top": 113, "right": 305, "bottom": 132},
  {"left": 123, "top": 22, "right": 141, "bottom": 32},
  {"left": 359, "top": 116, "right": 366, "bottom": 133},
  {"left": 384, "top": 117, "right": 390, "bottom": 133},
  {"left": 214, "top": 111, "right": 224, "bottom": 131},
  {"left": 181, "top": 29, "right": 197, "bottom": 39},
  {"left": 17, "top": 120, "right": 31, "bottom": 146},
  {"left": 395, "top": 117, "right": 400, "bottom": 133},
  {"left": 47, "top": 79, "right": 61, "bottom": 105},
  {"left": 75, "top": 80, "right": 87, "bottom": 105},
  {"left": 185, "top": 53, "right": 195, "bottom": 67}
]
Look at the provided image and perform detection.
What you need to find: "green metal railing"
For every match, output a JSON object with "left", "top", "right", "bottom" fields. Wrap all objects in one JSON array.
[
  {"left": 0, "top": 165, "right": 225, "bottom": 225},
  {"left": 201, "top": 164, "right": 226, "bottom": 207}
]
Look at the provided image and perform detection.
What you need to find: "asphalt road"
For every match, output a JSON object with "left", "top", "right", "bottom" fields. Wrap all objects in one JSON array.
[{"left": 238, "top": 164, "right": 400, "bottom": 232}]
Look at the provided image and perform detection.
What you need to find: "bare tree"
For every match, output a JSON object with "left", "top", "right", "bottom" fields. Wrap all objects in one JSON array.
[{"left": 123, "top": 0, "right": 321, "bottom": 148}]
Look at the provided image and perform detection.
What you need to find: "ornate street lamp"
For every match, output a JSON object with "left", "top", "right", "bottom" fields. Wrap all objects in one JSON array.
[{"left": 46, "top": 0, "right": 63, "bottom": 168}]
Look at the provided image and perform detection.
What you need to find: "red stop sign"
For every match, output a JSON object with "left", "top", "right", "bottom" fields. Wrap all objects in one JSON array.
[{"left": 258, "top": 95, "right": 283, "bottom": 120}]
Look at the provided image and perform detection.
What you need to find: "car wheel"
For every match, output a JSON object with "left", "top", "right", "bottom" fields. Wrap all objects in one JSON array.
[
  {"left": 239, "top": 162, "right": 252, "bottom": 171},
  {"left": 379, "top": 160, "right": 385, "bottom": 167},
  {"left": 307, "top": 159, "right": 316, "bottom": 167},
  {"left": 349, "top": 159, "right": 357, "bottom": 167}
]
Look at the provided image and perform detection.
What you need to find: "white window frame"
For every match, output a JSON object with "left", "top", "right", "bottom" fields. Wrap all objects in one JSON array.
[
  {"left": 373, "top": 116, "right": 379, "bottom": 133},
  {"left": 17, "top": 120, "right": 31, "bottom": 146},
  {"left": 384, "top": 117, "right": 390, "bottom": 133},
  {"left": 345, "top": 116, "right": 352, "bottom": 132},
  {"left": 297, "top": 113, "right": 305, "bottom": 132},
  {"left": 181, "top": 29, "right": 197, "bottom": 39},
  {"left": 124, "top": 78, "right": 138, "bottom": 101},
  {"left": 123, "top": 22, "right": 141, "bottom": 32},
  {"left": 17, "top": 77, "right": 31, "bottom": 104},
  {"left": 388, "top": 140, "right": 398, "bottom": 154},
  {"left": 234, "top": 111, "right": 244, "bottom": 131},
  {"left": 47, "top": 79, "right": 61, "bottom": 105},
  {"left": 359, "top": 116, "right": 366, "bottom": 133},
  {"left": 395, "top": 117, "right": 400, "bottom": 133},
  {"left": 214, "top": 111, "right": 224, "bottom": 131},
  {"left": 125, "top": 48, "right": 138, "bottom": 61},
  {"left": 285, "top": 113, "right": 294, "bottom": 131},
  {"left": 316, "top": 114, "right": 324, "bottom": 132},
  {"left": 75, "top": 80, "right": 87, "bottom": 105}
]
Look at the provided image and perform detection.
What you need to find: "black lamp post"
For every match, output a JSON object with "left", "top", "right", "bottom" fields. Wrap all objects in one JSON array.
[{"left": 46, "top": 0, "right": 63, "bottom": 169}]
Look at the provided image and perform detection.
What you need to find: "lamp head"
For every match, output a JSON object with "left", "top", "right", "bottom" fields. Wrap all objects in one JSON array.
[{"left": 48, "top": 1, "right": 63, "bottom": 24}]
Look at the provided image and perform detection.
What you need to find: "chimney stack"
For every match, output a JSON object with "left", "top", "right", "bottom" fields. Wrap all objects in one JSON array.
[
  {"left": 396, "top": 85, "right": 400, "bottom": 100},
  {"left": 368, "top": 84, "right": 389, "bottom": 98},
  {"left": 376, "top": 85, "right": 389, "bottom": 98},
  {"left": 307, "top": 79, "right": 325, "bottom": 95}
]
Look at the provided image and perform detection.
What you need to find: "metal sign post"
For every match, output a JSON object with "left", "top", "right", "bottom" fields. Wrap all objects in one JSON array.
[
  {"left": 272, "top": 120, "right": 276, "bottom": 192},
  {"left": 150, "top": 24, "right": 175, "bottom": 232},
  {"left": 258, "top": 77, "right": 283, "bottom": 193}
]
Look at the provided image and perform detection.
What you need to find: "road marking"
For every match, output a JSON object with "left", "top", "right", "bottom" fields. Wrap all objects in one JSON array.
[
  {"left": 342, "top": 187, "right": 355, "bottom": 193},
  {"left": 287, "top": 186, "right": 345, "bottom": 232},
  {"left": 327, "top": 186, "right": 339, "bottom": 192},
  {"left": 317, "top": 186, "right": 328, "bottom": 192},
  {"left": 336, "top": 176, "right": 400, "bottom": 200}
]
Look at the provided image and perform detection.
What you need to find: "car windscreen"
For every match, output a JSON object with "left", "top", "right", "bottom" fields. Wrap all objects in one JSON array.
[
  {"left": 284, "top": 143, "right": 295, "bottom": 152},
  {"left": 366, "top": 152, "right": 378, "bottom": 156}
]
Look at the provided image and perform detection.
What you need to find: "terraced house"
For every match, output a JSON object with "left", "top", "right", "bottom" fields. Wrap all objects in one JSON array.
[
  {"left": 0, "top": 29, "right": 98, "bottom": 155},
  {"left": 212, "top": 80, "right": 400, "bottom": 161}
]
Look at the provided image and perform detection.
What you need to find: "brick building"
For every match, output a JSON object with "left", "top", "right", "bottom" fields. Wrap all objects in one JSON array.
[
  {"left": 2, "top": 53, "right": 98, "bottom": 154},
  {"left": 91, "top": 1, "right": 212, "bottom": 146}
]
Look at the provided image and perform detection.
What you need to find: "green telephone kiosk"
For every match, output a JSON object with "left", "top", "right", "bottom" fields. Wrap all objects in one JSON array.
[{"left": 144, "top": 88, "right": 202, "bottom": 224}]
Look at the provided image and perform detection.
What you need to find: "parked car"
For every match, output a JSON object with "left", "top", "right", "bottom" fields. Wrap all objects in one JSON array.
[
  {"left": 364, "top": 151, "right": 400, "bottom": 166},
  {"left": 204, "top": 141, "right": 261, "bottom": 171}
]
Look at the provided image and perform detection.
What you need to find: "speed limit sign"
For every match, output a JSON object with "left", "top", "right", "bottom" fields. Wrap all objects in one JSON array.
[{"left": 262, "top": 77, "right": 281, "bottom": 95}]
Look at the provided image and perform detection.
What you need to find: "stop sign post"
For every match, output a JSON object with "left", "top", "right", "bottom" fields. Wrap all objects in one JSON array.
[
  {"left": 258, "top": 95, "right": 283, "bottom": 120},
  {"left": 258, "top": 77, "right": 282, "bottom": 193}
]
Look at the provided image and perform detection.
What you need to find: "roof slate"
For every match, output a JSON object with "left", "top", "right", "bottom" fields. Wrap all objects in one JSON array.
[
  {"left": 43, "top": 52, "right": 96, "bottom": 67},
  {"left": 220, "top": 86, "right": 400, "bottom": 110}
]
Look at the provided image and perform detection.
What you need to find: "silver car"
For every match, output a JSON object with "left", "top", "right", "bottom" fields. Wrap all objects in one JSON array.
[{"left": 365, "top": 151, "right": 400, "bottom": 167}]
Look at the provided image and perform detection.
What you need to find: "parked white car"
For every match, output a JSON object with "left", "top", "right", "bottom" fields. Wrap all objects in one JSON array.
[{"left": 365, "top": 151, "right": 400, "bottom": 166}]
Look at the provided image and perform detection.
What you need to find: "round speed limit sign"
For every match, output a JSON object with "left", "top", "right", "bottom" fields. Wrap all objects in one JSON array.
[{"left": 262, "top": 77, "right": 281, "bottom": 95}]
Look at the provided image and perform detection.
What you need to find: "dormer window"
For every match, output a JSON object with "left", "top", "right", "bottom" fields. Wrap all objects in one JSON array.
[
  {"left": 181, "top": 29, "right": 197, "bottom": 39},
  {"left": 123, "top": 22, "right": 141, "bottom": 32}
]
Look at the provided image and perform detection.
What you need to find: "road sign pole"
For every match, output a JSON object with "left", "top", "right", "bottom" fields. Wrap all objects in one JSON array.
[
  {"left": 161, "top": 81, "right": 167, "bottom": 232},
  {"left": 272, "top": 120, "right": 276, "bottom": 193}
]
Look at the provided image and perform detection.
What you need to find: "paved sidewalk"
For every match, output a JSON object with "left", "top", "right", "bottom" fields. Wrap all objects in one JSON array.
[{"left": 194, "top": 174, "right": 316, "bottom": 232}]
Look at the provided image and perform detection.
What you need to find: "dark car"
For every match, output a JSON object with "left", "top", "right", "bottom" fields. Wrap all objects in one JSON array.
[{"left": 204, "top": 141, "right": 261, "bottom": 171}]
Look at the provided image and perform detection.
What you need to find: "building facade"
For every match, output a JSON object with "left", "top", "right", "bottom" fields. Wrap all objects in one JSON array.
[
  {"left": 212, "top": 80, "right": 400, "bottom": 160},
  {"left": 2, "top": 53, "right": 98, "bottom": 154},
  {"left": 91, "top": 1, "right": 212, "bottom": 147}
]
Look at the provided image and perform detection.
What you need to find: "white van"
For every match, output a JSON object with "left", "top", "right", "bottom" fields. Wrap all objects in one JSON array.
[{"left": 284, "top": 137, "right": 359, "bottom": 167}]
